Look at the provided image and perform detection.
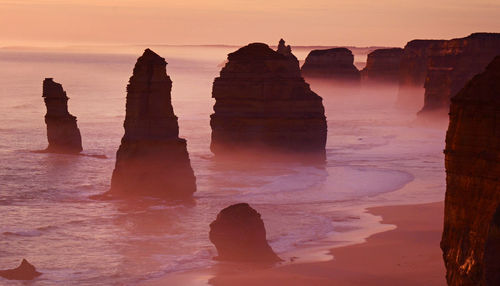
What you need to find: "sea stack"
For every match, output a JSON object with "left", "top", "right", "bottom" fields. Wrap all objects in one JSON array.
[
  {"left": 441, "top": 56, "right": 500, "bottom": 285},
  {"left": 301, "top": 47, "right": 360, "bottom": 82},
  {"left": 419, "top": 33, "right": 500, "bottom": 114},
  {"left": 361, "top": 48, "right": 403, "bottom": 84},
  {"left": 110, "top": 49, "right": 196, "bottom": 198},
  {"left": 210, "top": 40, "right": 327, "bottom": 159},
  {"left": 0, "top": 259, "right": 42, "bottom": 280},
  {"left": 42, "top": 78, "right": 82, "bottom": 154},
  {"left": 209, "top": 203, "right": 281, "bottom": 263}
]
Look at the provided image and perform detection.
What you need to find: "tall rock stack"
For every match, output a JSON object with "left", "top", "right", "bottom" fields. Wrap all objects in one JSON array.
[
  {"left": 396, "top": 40, "right": 445, "bottom": 106},
  {"left": 210, "top": 41, "right": 327, "bottom": 159},
  {"left": 441, "top": 56, "right": 500, "bottom": 285},
  {"left": 110, "top": 49, "right": 196, "bottom": 198},
  {"left": 361, "top": 48, "right": 403, "bottom": 84},
  {"left": 419, "top": 33, "right": 500, "bottom": 114},
  {"left": 42, "top": 78, "right": 82, "bottom": 154},
  {"left": 301, "top": 47, "right": 360, "bottom": 82}
]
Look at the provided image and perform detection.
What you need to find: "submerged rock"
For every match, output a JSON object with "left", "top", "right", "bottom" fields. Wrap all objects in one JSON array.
[
  {"left": 209, "top": 203, "right": 281, "bottom": 263},
  {"left": 110, "top": 49, "right": 196, "bottom": 198},
  {"left": 42, "top": 78, "right": 82, "bottom": 154},
  {"left": 301, "top": 47, "right": 360, "bottom": 82},
  {"left": 419, "top": 33, "right": 500, "bottom": 114},
  {"left": 0, "top": 259, "right": 42, "bottom": 280},
  {"left": 441, "top": 56, "right": 500, "bottom": 285},
  {"left": 210, "top": 40, "right": 327, "bottom": 159},
  {"left": 361, "top": 48, "right": 403, "bottom": 84}
]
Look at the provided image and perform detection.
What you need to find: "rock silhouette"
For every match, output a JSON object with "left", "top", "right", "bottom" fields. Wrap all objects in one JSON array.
[
  {"left": 441, "top": 56, "right": 500, "bottom": 285},
  {"left": 301, "top": 47, "right": 360, "bottom": 82},
  {"left": 110, "top": 49, "right": 196, "bottom": 198},
  {"left": 42, "top": 78, "right": 82, "bottom": 154},
  {"left": 0, "top": 259, "right": 42, "bottom": 280},
  {"left": 209, "top": 203, "right": 281, "bottom": 263},
  {"left": 361, "top": 48, "right": 403, "bottom": 84},
  {"left": 210, "top": 41, "right": 327, "bottom": 159},
  {"left": 419, "top": 33, "right": 500, "bottom": 114}
]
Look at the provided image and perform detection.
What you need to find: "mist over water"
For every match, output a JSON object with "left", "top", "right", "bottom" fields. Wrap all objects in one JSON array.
[{"left": 0, "top": 47, "right": 446, "bottom": 285}]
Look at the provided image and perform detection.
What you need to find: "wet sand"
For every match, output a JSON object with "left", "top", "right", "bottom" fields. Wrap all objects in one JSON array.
[{"left": 206, "top": 202, "right": 446, "bottom": 286}]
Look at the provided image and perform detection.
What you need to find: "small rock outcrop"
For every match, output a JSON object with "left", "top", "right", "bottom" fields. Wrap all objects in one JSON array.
[
  {"left": 110, "top": 49, "right": 196, "bottom": 198},
  {"left": 301, "top": 47, "right": 360, "bottom": 82},
  {"left": 419, "top": 33, "right": 500, "bottom": 114},
  {"left": 0, "top": 259, "right": 42, "bottom": 280},
  {"left": 210, "top": 41, "right": 327, "bottom": 158},
  {"left": 361, "top": 48, "right": 403, "bottom": 84},
  {"left": 42, "top": 78, "right": 82, "bottom": 154},
  {"left": 441, "top": 56, "right": 500, "bottom": 285},
  {"left": 209, "top": 203, "right": 281, "bottom": 263}
]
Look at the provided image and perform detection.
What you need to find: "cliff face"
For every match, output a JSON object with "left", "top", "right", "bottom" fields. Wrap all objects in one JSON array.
[
  {"left": 420, "top": 33, "right": 500, "bottom": 114},
  {"left": 110, "top": 49, "right": 196, "bottom": 198},
  {"left": 210, "top": 41, "right": 327, "bottom": 158},
  {"left": 301, "top": 47, "right": 360, "bottom": 82},
  {"left": 361, "top": 48, "right": 403, "bottom": 84},
  {"left": 441, "top": 56, "right": 500, "bottom": 286},
  {"left": 209, "top": 203, "right": 281, "bottom": 263},
  {"left": 42, "top": 78, "right": 82, "bottom": 154}
]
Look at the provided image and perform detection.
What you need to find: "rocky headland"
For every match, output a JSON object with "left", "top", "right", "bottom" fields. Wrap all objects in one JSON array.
[
  {"left": 419, "top": 33, "right": 500, "bottom": 114},
  {"left": 361, "top": 48, "right": 403, "bottom": 84},
  {"left": 210, "top": 40, "right": 327, "bottom": 160},
  {"left": 42, "top": 78, "right": 82, "bottom": 154},
  {"left": 209, "top": 203, "right": 281, "bottom": 263},
  {"left": 301, "top": 47, "right": 360, "bottom": 82},
  {"left": 109, "top": 49, "right": 196, "bottom": 198},
  {"left": 441, "top": 56, "right": 500, "bottom": 285}
]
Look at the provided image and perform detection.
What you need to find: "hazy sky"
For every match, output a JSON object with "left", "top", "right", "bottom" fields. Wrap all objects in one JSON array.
[{"left": 0, "top": 0, "right": 499, "bottom": 47}]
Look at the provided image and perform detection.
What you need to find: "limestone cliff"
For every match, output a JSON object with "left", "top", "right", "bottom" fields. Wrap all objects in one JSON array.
[
  {"left": 361, "top": 48, "right": 403, "bottom": 84},
  {"left": 420, "top": 33, "right": 500, "bottom": 114},
  {"left": 110, "top": 49, "right": 196, "bottom": 198},
  {"left": 301, "top": 47, "right": 360, "bottom": 82},
  {"left": 210, "top": 41, "right": 327, "bottom": 159},
  {"left": 441, "top": 56, "right": 500, "bottom": 285}
]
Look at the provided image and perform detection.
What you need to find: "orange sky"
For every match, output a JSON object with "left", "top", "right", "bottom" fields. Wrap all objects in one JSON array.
[{"left": 0, "top": 0, "right": 499, "bottom": 47}]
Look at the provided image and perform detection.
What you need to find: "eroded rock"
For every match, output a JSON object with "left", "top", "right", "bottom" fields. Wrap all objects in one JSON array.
[
  {"left": 301, "top": 47, "right": 360, "bottom": 82},
  {"left": 209, "top": 203, "right": 281, "bottom": 263},
  {"left": 361, "top": 48, "right": 403, "bottom": 84},
  {"left": 110, "top": 49, "right": 196, "bottom": 198},
  {"left": 0, "top": 259, "right": 42, "bottom": 280}
]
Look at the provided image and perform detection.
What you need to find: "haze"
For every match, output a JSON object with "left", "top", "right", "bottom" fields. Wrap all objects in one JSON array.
[{"left": 1, "top": 0, "right": 499, "bottom": 47}]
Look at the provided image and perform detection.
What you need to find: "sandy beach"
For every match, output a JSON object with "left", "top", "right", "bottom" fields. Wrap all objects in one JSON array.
[{"left": 202, "top": 202, "right": 446, "bottom": 286}]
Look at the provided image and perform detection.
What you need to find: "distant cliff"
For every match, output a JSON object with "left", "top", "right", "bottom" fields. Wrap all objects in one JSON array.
[
  {"left": 419, "top": 33, "right": 500, "bottom": 114},
  {"left": 301, "top": 47, "right": 360, "bottom": 82},
  {"left": 361, "top": 48, "right": 403, "bottom": 84},
  {"left": 42, "top": 78, "right": 82, "bottom": 154},
  {"left": 210, "top": 41, "right": 327, "bottom": 159},
  {"left": 441, "top": 56, "right": 500, "bottom": 285}
]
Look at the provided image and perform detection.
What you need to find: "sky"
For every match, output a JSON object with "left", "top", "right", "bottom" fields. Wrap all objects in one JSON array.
[{"left": 0, "top": 0, "right": 499, "bottom": 47}]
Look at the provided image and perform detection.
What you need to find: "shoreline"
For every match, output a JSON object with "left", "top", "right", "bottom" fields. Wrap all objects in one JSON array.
[{"left": 142, "top": 201, "right": 446, "bottom": 285}]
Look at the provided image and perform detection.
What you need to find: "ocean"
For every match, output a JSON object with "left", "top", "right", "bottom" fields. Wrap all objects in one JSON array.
[{"left": 0, "top": 45, "right": 446, "bottom": 285}]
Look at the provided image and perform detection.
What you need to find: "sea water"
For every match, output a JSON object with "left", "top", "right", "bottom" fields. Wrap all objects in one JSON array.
[{"left": 0, "top": 46, "right": 446, "bottom": 285}]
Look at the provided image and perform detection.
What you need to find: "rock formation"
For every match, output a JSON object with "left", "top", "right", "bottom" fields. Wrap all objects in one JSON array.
[
  {"left": 419, "top": 33, "right": 500, "bottom": 114},
  {"left": 210, "top": 41, "right": 327, "bottom": 159},
  {"left": 361, "top": 48, "right": 403, "bottom": 84},
  {"left": 0, "top": 259, "right": 42, "bottom": 280},
  {"left": 441, "top": 56, "right": 500, "bottom": 285},
  {"left": 301, "top": 47, "right": 360, "bottom": 82},
  {"left": 42, "top": 78, "right": 82, "bottom": 154},
  {"left": 209, "top": 203, "right": 281, "bottom": 263},
  {"left": 110, "top": 49, "right": 196, "bottom": 198}
]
